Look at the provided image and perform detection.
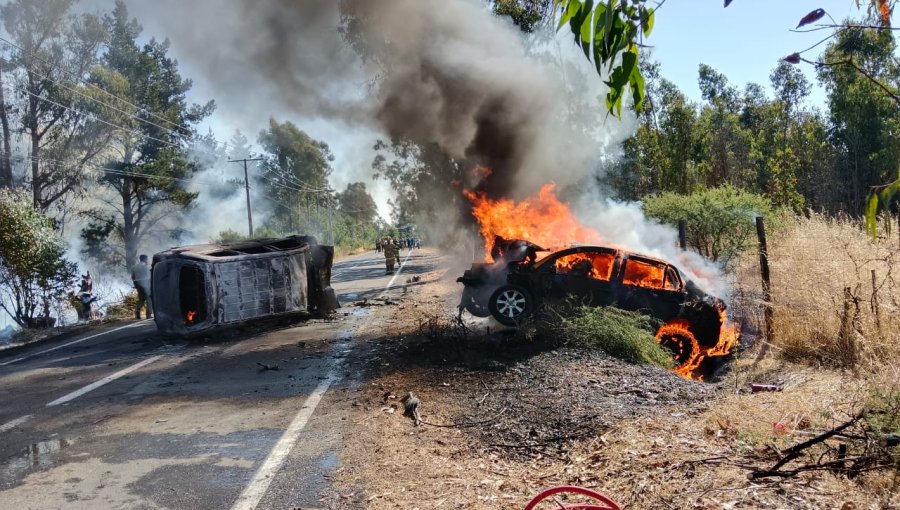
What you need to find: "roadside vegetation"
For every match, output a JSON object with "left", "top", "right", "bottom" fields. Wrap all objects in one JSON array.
[
  {"left": 0, "top": 188, "right": 76, "bottom": 328},
  {"left": 522, "top": 304, "right": 673, "bottom": 368}
]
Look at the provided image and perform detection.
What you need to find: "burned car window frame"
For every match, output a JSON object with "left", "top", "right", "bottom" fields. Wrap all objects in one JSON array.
[
  {"left": 620, "top": 255, "right": 683, "bottom": 292},
  {"left": 542, "top": 248, "right": 618, "bottom": 282}
]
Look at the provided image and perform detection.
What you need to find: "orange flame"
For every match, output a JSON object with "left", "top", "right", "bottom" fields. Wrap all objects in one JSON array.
[
  {"left": 463, "top": 174, "right": 741, "bottom": 381},
  {"left": 655, "top": 309, "right": 741, "bottom": 381},
  {"left": 185, "top": 310, "right": 197, "bottom": 324},
  {"left": 623, "top": 258, "right": 666, "bottom": 289},
  {"left": 464, "top": 183, "right": 602, "bottom": 260},
  {"left": 554, "top": 252, "right": 615, "bottom": 280}
]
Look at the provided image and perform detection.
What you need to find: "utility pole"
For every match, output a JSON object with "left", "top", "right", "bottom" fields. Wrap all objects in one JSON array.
[{"left": 228, "top": 157, "right": 263, "bottom": 237}]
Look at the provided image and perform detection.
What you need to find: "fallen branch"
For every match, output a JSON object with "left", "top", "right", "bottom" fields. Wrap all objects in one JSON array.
[{"left": 750, "top": 413, "right": 863, "bottom": 479}]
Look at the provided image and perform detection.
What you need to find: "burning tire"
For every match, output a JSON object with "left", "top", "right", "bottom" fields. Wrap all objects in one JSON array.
[
  {"left": 489, "top": 285, "right": 533, "bottom": 326},
  {"left": 656, "top": 313, "right": 733, "bottom": 380},
  {"left": 656, "top": 324, "right": 700, "bottom": 367}
]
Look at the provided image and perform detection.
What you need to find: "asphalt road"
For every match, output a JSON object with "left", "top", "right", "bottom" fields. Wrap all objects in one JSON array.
[{"left": 0, "top": 248, "right": 434, "bottom": 509}]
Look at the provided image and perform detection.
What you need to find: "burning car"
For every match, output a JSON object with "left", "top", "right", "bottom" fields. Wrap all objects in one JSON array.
[
  {"left": 151, "top": 235, "right": 338, "bottom": 336},
  {"left": 458, "top": 237, "right": 738, "bottom": 378}
]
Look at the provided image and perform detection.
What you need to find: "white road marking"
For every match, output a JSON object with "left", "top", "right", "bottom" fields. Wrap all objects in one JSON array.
[
  {"left": 46, "top": 355, "right": 164, "bottom": 407},
  {"left": 230, "top": 374, "right": 337, "bottom": 510},
  {"left": 381, "top": 248, "right": 414, "bottom": 295},
  {"left": 230, "top": 249, "right": 403, "bottom": 507},
  {"left": 0, "top": 321, "right": 151, "bottom": 367},
  {"left": 0, "top": 414, "right": 31, "bottom": 433}
]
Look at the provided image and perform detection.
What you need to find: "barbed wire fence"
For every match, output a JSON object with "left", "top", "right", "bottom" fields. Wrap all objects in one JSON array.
[{"left": 718, "top": 212, "right": 900, "bottom": 365}]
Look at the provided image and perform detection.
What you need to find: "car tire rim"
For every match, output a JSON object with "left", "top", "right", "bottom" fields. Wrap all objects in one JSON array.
[{"left": 496, "top": 289, "right": 526, "bottom": 318}]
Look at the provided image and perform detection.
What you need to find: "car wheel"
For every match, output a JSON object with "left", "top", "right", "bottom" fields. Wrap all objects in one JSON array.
[
  {"left": 656, "top": 329, "right": 698, "bottom": 367},
  {"left": 489, "top": 285, "right": 533, "bottom": 326}
]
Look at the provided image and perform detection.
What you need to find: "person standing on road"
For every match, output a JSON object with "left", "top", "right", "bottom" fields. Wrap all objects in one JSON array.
[
  {"left": 131, "top": 254, "right": 153, "bottom": 319},
  {"left": 383, "top": 236, "right": 400, "bottom": 274}
]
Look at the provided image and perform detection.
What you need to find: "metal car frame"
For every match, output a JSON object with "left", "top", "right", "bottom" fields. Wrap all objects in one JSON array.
[{"left": 151, "top": 235, "right": 338, "bottom": 336}]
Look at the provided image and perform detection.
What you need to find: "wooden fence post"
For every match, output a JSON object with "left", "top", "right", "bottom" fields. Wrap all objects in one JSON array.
[
  {"left": 677, "top": 219, "right": 687, "bottom": 251},
  {"left": 756, "top": 216, "right": 775, "bottom": 354},
  {"left": 871, "top": 269, "right": 881, "bottom": 332}
]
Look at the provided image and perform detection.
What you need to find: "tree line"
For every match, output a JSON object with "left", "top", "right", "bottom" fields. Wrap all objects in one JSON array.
[{"left": 606, "top": 23, "right": 899, "bottom": 217}]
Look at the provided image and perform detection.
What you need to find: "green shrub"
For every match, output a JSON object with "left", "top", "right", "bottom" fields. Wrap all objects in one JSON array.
[
  {"left": 105, "top": 291, "right": 141, "bottom": 320},
  {"left": 642, "top": 185, "right": 774, "bottom": 270},
  {"left": 0, "top": 188, "right": 77, "bottom": 327},
  {"left": 537, "top": 304, "right": 674, "bottom": 369}
]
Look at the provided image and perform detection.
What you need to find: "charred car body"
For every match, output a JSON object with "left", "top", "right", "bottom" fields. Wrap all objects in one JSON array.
[
  {"left": 458, "top": 237, "right": 726, "bottom": 350},
  {"left": 152, "top": 235, "right": 338, "bottom": 336}
]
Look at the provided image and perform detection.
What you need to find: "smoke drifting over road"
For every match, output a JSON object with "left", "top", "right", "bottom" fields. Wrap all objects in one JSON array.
[{"left": 111, "top": 0, "right": 727, "bottom": 294}]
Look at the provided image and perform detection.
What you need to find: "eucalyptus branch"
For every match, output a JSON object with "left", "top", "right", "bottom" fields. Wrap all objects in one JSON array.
[
  {"left": 791, "top": 23, "right": 900, "bottom": 34},
  {"left": 801, "top": 56, "right": 900, "bottom": 105}
]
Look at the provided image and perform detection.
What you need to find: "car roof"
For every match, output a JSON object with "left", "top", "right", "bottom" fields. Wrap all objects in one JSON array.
[{"left": 551, "top": 245, "right": 675, "bottom": 267}]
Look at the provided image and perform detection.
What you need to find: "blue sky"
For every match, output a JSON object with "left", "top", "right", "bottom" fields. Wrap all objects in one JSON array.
[{"left": 649, "top": 0, "right": 868, "bottom": 108}]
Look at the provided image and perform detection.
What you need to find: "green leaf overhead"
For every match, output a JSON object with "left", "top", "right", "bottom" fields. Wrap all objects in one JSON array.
[{"left": 553, "top": 0, "right": 656, "bottom": 116}]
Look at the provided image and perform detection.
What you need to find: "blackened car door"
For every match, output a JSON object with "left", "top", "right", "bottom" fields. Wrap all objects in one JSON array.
[
  {"left": 616, "top": 255, "right": 685, "bottom": 321},
  {"left": 543, "top": 248, "right": 618, "bottom": 307}
]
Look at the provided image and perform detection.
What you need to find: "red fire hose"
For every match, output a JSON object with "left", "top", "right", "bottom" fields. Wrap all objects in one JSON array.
[{"left": 524, "top": 486, "right": 621, "bottom": 510}]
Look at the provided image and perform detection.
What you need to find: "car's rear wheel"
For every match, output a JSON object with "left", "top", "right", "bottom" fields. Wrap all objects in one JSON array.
[
  {"left": 656, "top": 329, "right": 698, "bottom": 367},
  {"left": 489, "top": 285, "right": 533, "bottom": 326}
]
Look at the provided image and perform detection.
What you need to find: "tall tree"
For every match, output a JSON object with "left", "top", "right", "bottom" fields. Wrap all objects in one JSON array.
[
  {"left": 80, "top": 1, "right": 214, "bottom": 270},
  {"left": 337, "top": 182, "right": 379, "bottom": 224},
  {"left": 818, "top": 23, "right": 900, "bottom": 213},
  {"left": 257, "top": 119, "right": 333, "bottom": 233},
  {"left": 695, "top": 64, "right": 753, "bottom": 189},
  {"left": 0, "top": 57, "right": 13, "bottom": 188},
  {"left": 1, "top": 0, "right": 109, "bottom": 211},
  {"left": 226, "top": 129, "right": 253, "bottom": 161}
]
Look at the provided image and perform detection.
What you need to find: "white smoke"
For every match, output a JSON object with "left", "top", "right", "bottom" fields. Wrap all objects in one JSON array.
[{"left": 573, "top": 191, "right": 729, "bottom": 299}]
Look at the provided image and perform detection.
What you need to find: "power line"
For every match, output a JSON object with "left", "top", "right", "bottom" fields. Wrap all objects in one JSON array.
[
  {"left": 15, "top": 84, "right": 184, "bottom": 151},
  {"left": 4, "top": 151, "right": 225, "bottom": 187},
  {"left": 5, "top": 84, "right": 335, "bottom": 195},
  {"left": 0, "top": 40, "right": 341, "bottom": 198},
  {"left": 0, "top": 37, "right": 261, "bottom": 163},
  {"left": 0, "top": 35, "right": 188, "bottom": 135},
  {"left": 0, "top": 38, "right": 193, "bottom": 143}
]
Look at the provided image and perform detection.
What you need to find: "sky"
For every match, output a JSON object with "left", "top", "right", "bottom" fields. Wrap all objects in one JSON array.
[{"left": 650, "top": 0, "right": 867, "bottom": 108}]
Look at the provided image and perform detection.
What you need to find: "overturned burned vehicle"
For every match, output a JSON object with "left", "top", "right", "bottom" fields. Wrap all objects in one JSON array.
[
  {"left": 458, "top": 238, "right": 734, "bottom": 371},
  {"left": 152, "top": 235, "right": 338, "bottom": 336}
]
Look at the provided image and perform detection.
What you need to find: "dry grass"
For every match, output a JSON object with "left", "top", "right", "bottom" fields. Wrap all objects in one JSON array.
[{"left": 732, "top": 212, "right": 900, "bottom": 371}]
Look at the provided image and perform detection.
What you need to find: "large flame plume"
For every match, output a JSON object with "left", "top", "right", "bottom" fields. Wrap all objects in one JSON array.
[{"left": 464, "top": 184, "right": 603, "bottom": 260}]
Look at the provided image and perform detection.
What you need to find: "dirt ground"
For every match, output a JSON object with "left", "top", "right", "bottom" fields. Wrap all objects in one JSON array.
[{"left": 330, "top": 255, "right": 899, "bottom": 509}]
